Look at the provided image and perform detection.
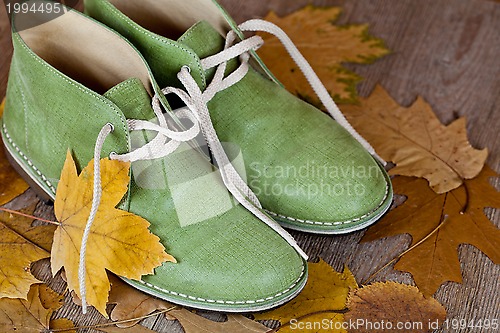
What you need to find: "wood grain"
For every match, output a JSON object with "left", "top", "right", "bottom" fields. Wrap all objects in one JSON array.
[{"left": 1, "top": 0, "right": 499, "bottom": 332}]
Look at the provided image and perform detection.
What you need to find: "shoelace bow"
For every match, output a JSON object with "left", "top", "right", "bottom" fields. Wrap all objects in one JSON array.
[{"left": 78, "top": 19, "right": 384, "bottom": 313}]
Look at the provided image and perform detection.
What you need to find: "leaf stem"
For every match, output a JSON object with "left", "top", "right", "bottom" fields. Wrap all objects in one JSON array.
[
  {"left": 363, "top": 214, "right": 449, "bottom": 284},
  {"left": 0, "top": 207, "right": 60, "bottom": 225},
  {"left": 268, "top": 309, "right": 349, "bottom": 332},
  {"left": 49, "top": 306, "right": 177, "bottom": 332}
]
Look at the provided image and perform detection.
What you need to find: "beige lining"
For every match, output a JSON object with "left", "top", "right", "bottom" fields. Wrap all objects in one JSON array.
[
  {"left": 108, "top": 0, "right": 230, "bottom": 39},
  {"left": 17, "top": 8, "right": 151, "bottom": 94}
]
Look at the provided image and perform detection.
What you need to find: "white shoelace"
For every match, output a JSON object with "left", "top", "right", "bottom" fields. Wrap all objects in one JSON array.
[{"left": 78, "top": 19, "right": 383, "bottom": 313}]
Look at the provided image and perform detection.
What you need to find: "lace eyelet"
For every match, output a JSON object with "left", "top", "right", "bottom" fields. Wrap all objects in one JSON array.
[
  {"left": 106, "top": 122, "right": 115, "bottom": 132},
  {"left": 109, "top": 151, "right": 117, "bottom": 159},
  {"left": 181, "top": 65, "right": 191, "bottom": 73}
]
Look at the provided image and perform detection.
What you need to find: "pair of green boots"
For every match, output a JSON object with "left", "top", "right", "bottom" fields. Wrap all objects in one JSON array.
[{"left": 2, "top": 0, "right": 392, "bottom": 312}]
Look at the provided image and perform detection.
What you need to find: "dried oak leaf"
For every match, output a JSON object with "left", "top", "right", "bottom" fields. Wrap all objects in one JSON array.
[
  {"left": 0, "top": 283, "right": 67, "bottom": 332},
  {"left": 362, "top": 166, "right": 500, "bottom": 296},
  {"left": 254, "top": 259, "right": 358, "bottom": 332},
  {"left": 0, "top": 206, "right": 51, "bottom": 299},
  {"left": 0, "top": 99, "right": 29, "bottom": 206},
  {"left": 257, "top": 6, "right": 388, "bottom": 105},
  {"left": 51, "top": 152, "right": 175, "bottom": 316},
  {"left": 342, "top": 85, "right": 488, "bottom": 193},
  {"left": 345, "top": 282, "right": 446, "bottom": 333}
]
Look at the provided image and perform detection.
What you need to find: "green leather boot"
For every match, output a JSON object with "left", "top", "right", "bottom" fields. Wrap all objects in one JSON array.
[
  {"left": 2, "top": 4, "right": 307, "bottom": 312},
  {"left": 84, "top": 0, "right": 393, "bottom": 234}
]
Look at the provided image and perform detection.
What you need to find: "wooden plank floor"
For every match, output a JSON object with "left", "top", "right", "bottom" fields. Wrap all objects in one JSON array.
[{"left": 1, "top": 0, "right": 499, "bottom": 332}]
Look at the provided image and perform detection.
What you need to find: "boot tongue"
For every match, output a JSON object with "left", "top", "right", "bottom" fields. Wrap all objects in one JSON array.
[
  {"left": 178, "top": 21, "right": 238, "bottom": 82},
  {"left": 104, "top": 78, "right": 155, "bottom": 120},
  {"left": 179, "top": 21, "right": 225, "bottom": 60}
]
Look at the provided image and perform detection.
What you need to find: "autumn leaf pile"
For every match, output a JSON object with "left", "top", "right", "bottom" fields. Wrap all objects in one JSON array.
[{"left": 0, "top": 4, "right": 498, "bottom": 333}]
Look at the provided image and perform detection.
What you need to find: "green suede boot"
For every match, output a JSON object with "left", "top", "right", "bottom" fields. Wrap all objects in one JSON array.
[
  {"left": 84, "top": 0, "right": 393, "bottom": 234},
  {"left": 2, "top": 3, "right": 307, "bottom": 312}
]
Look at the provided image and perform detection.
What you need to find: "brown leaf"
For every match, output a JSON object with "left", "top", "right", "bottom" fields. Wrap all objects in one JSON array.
[
  {"left": 343, "top": 85, "right": 488, "bottom": 193},
  {"left": 345, "top": 282, "right": 446, "bottom": 333},
  {"left": 170, "top": 309, "right": 269, "bottom": 333},
  {"left": 254, "top": 259, "right": 358, "bottom": 332},
  {"left": 51, "top": 152, "right": 175, "bottom": 315},
  {"left": 98, "top": 325, "right": 157, "bottom": 332},
  {"left": 0, "top": 207, "right": 50, "bottom": 299},
  {"left": 0, "top": 99, "right": 29, "bottom": 206},
  {"left": 257, "top": 6, "right": 388, "bottom": 105},
  {"left": 0, "top": 284, "right": 64, "bottom": 332},
  {"left": 362, "top": 166, "right": 500, "bottom": 295},
  {"left": 105, "top": 275, "right": 267, "bottom": 333},
  {"left": 50, "top": 318, "right": 77, "bottom": 333},
  {"left": 107, "top": 275, "right": 173, "bottom": 328}
]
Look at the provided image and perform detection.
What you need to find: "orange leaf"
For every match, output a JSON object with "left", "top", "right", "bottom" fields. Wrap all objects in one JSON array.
[
  {"left": 51, "top": 151, "right": 175, "bottom": 315},
  {"left": 257, "top": 6, "right": 389, "bottom": 105},
  {"left": 343, "top": 85, "right": 488, "bottom": 193},
  {"left": 0, "top": 99, "right": 29, "bottom": 206},
  {"left": 345, "top": 282, "right": 446, "bottom": 333},
  {"left": 362, "top": 166, "right": 500, "bottom": 295}
]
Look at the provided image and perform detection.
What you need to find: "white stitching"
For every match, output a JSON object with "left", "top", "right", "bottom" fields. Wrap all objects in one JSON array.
[
  {"left": 137, "top": 264, "right": 305, "bottom": 305},
  {"left": 2, "top": 123, "right": 56, "bottom": 194},
  {"left": 5, "top": 118, "right": 308, "bottom": 305},
  {"left": 264, "top": 181, "right": 390, "bottom": 226},
  {"left": 19, "top": 85, "right": 30, "bottom": 156}
]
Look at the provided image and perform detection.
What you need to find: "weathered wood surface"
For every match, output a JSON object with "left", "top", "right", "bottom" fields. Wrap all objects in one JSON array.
[{"left": 1, "top": 0, "right": 499, "bottom": 332}]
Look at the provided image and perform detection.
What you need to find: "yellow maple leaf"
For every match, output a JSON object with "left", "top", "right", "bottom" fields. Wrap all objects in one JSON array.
[
  {"left": 342, "top": 85, "right": 488, "bottom": 193},
  {"left": 0, "top": 99, "right": 29, "bottom": 206},
  {"left": 362, "top": 166, "right": 500, "bottom": 296},
  {"left": 0, "top": 208, "right": 50, "bottom": 299},
  {"left": 345, "top": 282, "right": 446, "bottom": 333},
  {"left": 51, "top": 151, "right": 175, "bottom": 315},
  {"left": 257, "top": 6, "right": 389, "bottom": 105},
  {"left": 254, "top": 259, "right": 358, "bottom": 333}
]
